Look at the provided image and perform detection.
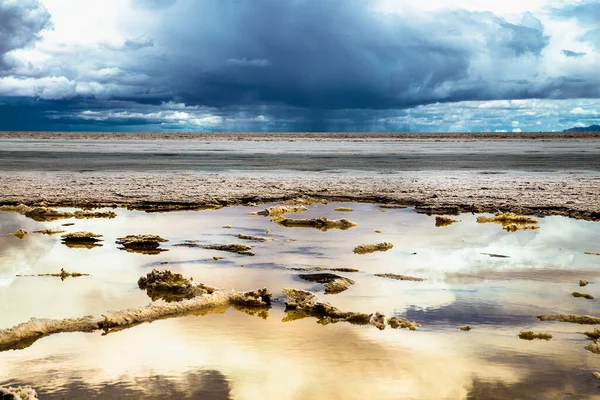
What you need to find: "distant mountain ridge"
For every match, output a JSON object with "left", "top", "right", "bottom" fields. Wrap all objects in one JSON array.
[{"left": 563, "top": 125, "right": 600, "bottom": 132}]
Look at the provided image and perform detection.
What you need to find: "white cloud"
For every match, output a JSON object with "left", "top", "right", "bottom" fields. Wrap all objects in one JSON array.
[
  {"left": 570, "top": 106, "right": 599, "bottom": 115},
  {"left": 0, "top": 76, "right": 76, "bottom": 99}
]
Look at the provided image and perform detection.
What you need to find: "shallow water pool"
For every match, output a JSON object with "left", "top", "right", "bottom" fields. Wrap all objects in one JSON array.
[{"left": 0, "top": 203, "right": 599, "bottom": 399}]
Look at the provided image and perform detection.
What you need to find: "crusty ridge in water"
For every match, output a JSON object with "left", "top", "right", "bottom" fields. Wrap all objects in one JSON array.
[
  {"left": 0, "top": 270, "right": 271, "bottom": 352},
  {"left": 353, "top": 242, "right": 393, "bottom": 254},
  {"left": 298, "top": 273, "right": 355, "bottom": 294},
  {"left": 537, "top": 314, "right": 600, "bottom": 324},
  {"left": 281, "top": 288, "right": 419, "bottom": 331},
  {"left": 254, "top": 205, "right": 308, "bottom": 217},
  {"left": 276, "top": 217, "right": 357, "bottom": 231}
]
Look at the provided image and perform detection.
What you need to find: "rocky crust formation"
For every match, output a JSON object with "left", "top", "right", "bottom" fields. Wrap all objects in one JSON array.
[
  {"left": 0, "top": 271, "right": 271, "bottom": 352},
  {"left": 298, "top": 273, "right": 355, "bottom": 294}
]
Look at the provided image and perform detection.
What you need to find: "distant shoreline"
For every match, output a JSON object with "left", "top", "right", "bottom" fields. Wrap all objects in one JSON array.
[{"left": 1, "top": 131, "right": 600, "bottom": 141}]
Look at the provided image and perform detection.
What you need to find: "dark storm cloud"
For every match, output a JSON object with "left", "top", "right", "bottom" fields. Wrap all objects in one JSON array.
[
  {"left": 3, "top": 0, "right": 599, "bottom": 131},
  {"left": 0, "top": 0, "right": 51, "bottom": 70},
  {"left": 561, "top": 49, "right": 586, "bottom": 58},
  {"left": 123, "top": 0, "right": 551, "bottom": 110}
]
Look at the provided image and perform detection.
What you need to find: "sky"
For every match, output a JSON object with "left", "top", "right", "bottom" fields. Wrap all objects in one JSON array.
[{"left": 0, "top": 0, "right": 599, "bottom": 132}]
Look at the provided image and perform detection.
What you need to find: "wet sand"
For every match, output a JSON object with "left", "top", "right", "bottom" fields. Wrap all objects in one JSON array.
[{"left": 0, "top": 133, "right": 599, "bottom": 220}]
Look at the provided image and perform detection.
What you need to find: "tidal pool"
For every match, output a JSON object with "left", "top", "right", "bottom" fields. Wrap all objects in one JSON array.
[{"left": 0, "top": 203, "right": 599, "bottom": 399}]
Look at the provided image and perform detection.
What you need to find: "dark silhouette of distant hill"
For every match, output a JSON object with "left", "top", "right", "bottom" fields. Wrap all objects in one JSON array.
[{"left": 563, "top": 125, "right": 600, "bottom": 132}]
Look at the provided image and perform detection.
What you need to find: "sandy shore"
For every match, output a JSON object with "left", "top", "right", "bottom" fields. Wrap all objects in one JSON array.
[{"left": 1, "top": 171, "right": 598, "bottom": 220}]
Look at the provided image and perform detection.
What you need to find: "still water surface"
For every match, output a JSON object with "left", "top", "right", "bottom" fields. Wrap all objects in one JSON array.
[{"left": 0, "top": 204, "right": 599, "bottom": 399}]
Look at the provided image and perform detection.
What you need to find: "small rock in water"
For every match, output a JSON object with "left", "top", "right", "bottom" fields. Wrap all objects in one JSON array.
[{"left": 10, "top": 229, "right": 28, "bottom": 239}]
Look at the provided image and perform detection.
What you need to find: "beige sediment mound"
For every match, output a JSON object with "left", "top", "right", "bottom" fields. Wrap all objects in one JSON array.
[
  {"left": 281, "top": 288, "right": 385, "bottom": 330},
  {"left": 173, "top": 242, "right": 255, "bottom": 255},
  {"left": 116, "top": 234, "right": 168, "bottom": 250},
  {"left": 10, "top": 229, "right": 28, "bottom": 239},
  {"left": 61, "top": 232, "right": 103, "bottom": 249},
  {"left": 334, "top": 207, "right": 353, "bottom": 212},
  {"left": 502, "top": 223, "right": 540, "bottom": 232},
  {"left": 518, "top": 331, "right": 552, "bottom": 341},
  {"left": 298, "top": 273, "right": 356, "bottom": 294},
  {"left": 17, "top": 268, "right": 90, "bottom": 281},
  {"left": 537, "top": 314, "right": 600, "bottom": 324},
  {"left": 0, "top": 278, "right": 271, "bottom": 352},
  {"left": 235, "top": 233, "right": 274, "bottom": 242},
  {"left": 477, "top": 211, "right": 539, "bottom": 232},
  {"left": 61, "top": 231, "right": 103, "bottom": 241},
  {"left": 200, "top": 244, "right": 255, "bottom": 256},
  {"left": 435, "top": 216, "right": 458, "bottom": 227},
  {"left": 276, "top": 217, "right": 357, "bottom": 231},
  {"left": 580, "top": 280, "right": 589, "bottom": 287},
  {"left": 388, "top": 317, "right": 420, "bottom": 331},
  {"left": 73, "top": 210, "right": 117, "bottom": 219},
  {"left": 572, "top": 292, "right": 595, "bottom": 300},
  {"left": 230, "top": 288, "right": 272, "bottom": 308},
  {"left": 0, "top": 385, "right": 39, "bottom": 399},
  {"left": 1, "top": 204, "right": 116, "bottom": 222},
  {"left": 584, "top": 329, "right": 600, "bottom": 340},
  {"left": 375, "top": 273, "right": 425, "bottom": 282},
  {"left": 24, "top": 207, "right": 73, "bottom": 222},
  {"left": 0, "top": 204, "right": 32, "bottom": 214},
  {"left": 255, "top": 205, "right": 308, "bottom": 217},
  {"left": 138, "top": 269, "right": 213, "bottom": 302},
  {"left": 353, "top": 242, "right": 393, "bottom": 254},
  {"left": 585, "top": 341, "right": 600, "bottom": 354},
  {"left": 460, "top": 326, "right": 472, "bottom": 331},
  {"left": 32, "top": 229, "right": 66, "bottom": 235},
  {"left": 477, "top": 212, "right": 538, "bottom": 224}
]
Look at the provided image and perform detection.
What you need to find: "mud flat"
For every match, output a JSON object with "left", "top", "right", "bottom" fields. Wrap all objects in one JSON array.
[
  {"left": 0, "top": 133, "right": 598, "bottom": 220},
  {"left": 0, "top": 171, "right": 598, "bottom": 221}
]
